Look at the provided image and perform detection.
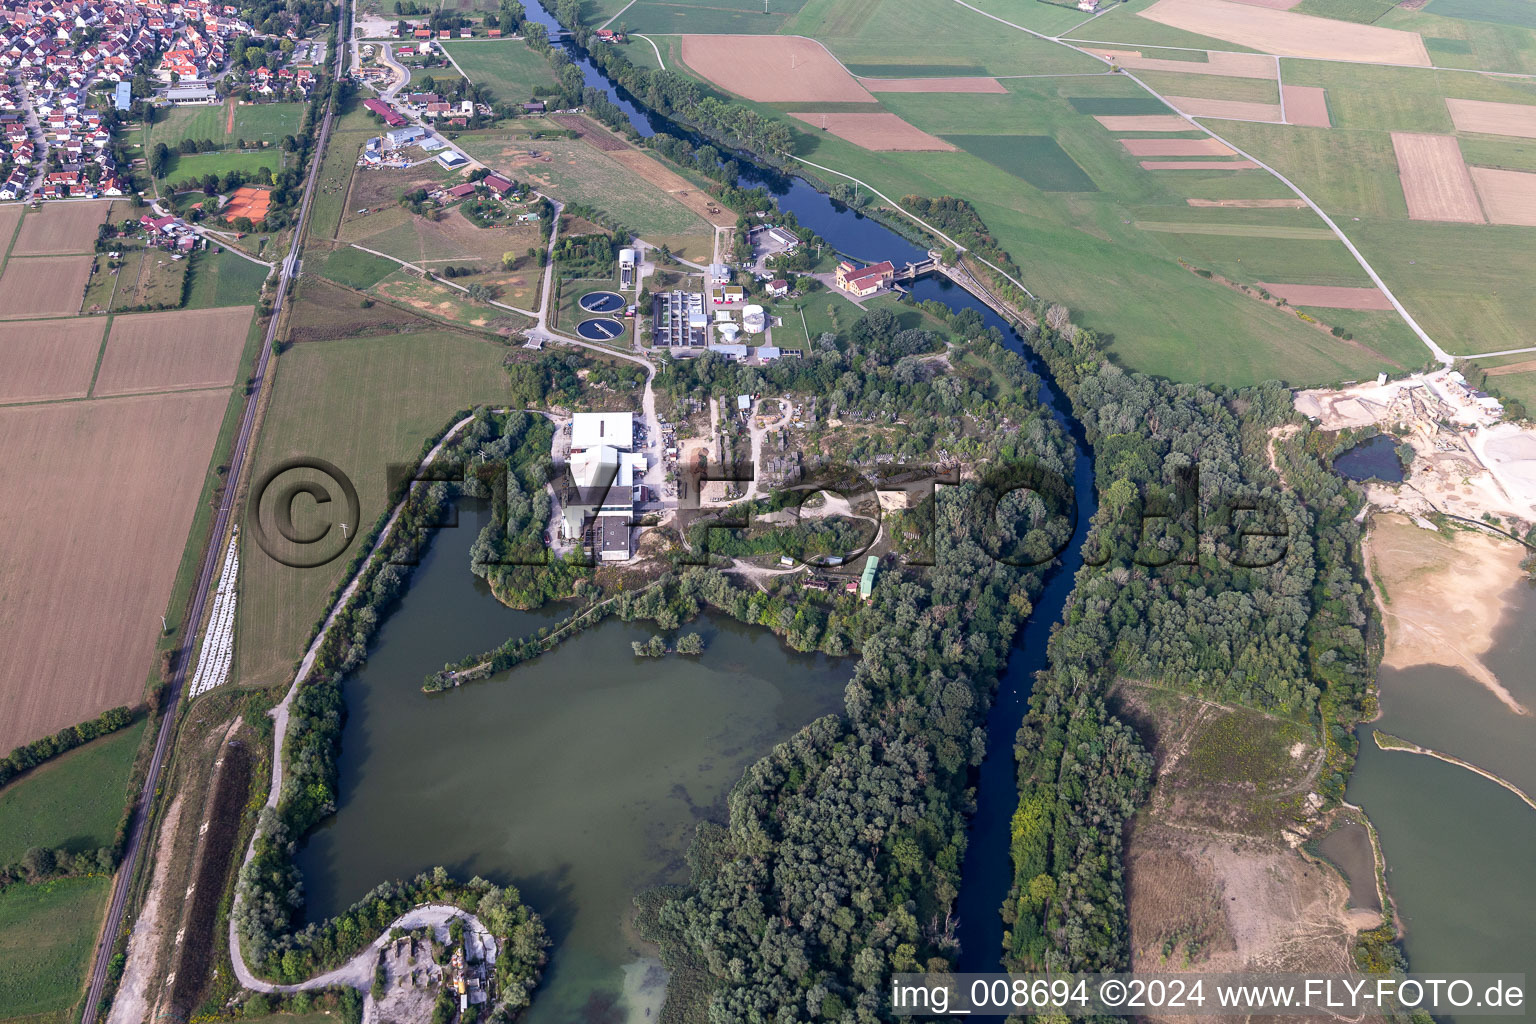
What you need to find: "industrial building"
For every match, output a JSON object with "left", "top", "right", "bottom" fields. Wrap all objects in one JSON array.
[
  {"left": 653, "top": 291, "right": 709, "bottom": 348},
  {"left": 561, "top": 413, "right": 646, "bottom": 562}
]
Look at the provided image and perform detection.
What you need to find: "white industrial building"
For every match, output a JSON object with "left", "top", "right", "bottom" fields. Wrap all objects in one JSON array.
[{"left": 562, "top": 412, "right": 646, "bottom": 561}]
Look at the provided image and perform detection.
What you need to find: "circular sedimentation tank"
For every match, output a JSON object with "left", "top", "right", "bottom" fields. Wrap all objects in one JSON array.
[
  {"left": 578, "top": 290, "right": 624, "bottom": 313},
  {"left": 576, "top": 317, "right": 625, "bottom": 341}
]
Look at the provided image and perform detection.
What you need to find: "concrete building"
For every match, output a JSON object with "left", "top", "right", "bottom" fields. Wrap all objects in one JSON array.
[
  {"left": 619, "top": 247, "right": 636, "bottom": 288},
  {"left": 836, "top": 260, "right": 895, "bottom": 297},
  {"left": 165, "top": 82, "right": 216, "bottom": 104},
  {"left": 654, "top": 291, "right": 708, "bottom": 347},
  {"left": 563, "top": 412, "right": 645, "bottom": 562}
]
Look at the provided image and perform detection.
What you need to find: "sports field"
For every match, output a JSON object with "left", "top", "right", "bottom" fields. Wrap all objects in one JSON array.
[
  {"left": 441, "top": 39, "right": 558, "bottom": 102},
  {"left": 145, "top": 101, "right": 304, "bottom": 148},
  {"left": 0, "top": 721, "right": 144, "bottom": 863},
  {"left": 236, "top": 330, "right": 520, "bottom": 691},
  {"left": 0, "top": 877, "right": 110, "bottom": 1020},
  {"left": 0, "top": 391, "right": 229, "bottom": 752},
  {"left": 160, "top": 148, "right": 286, "bottom": 184}
]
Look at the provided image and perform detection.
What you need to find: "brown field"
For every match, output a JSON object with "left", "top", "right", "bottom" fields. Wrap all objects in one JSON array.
[
  {"left": 1095, "top": 114, "right": 1196, "bottom": 131},
  {"left": 1446, "top": 97, "right": 1536, "bottom": 139},
  {"left": 1485, "top": 357, "right": 1536, "bottom": 376},
  {"left": 0, "top": 204, "right": 21, "bottom": 251},
  {"left": 1141, "top": 159, "right": 1261, "bottom": 169},
  {"left": 859, "top": 77, "right": 1006, "bottom": 93},
  {"left": 1391, "top": 132, "right": 1484, "bottom": 223},
  {"left": 1228, "top": 0, "right": 1299, "bottom": 8},
  {"left": 603, "top": 149, "right": 740, "bottom": 227},
  {"left": 1120, "top": 137, "right": 1237, "bottom": 156},
  {"left": 0, "top": 389, "right": 227, "bottom": 750},
  {"left": 0, "top": 318, "right": 109, "bottom": 404},
  {"left": 549, "top": 113, "right": 629, "bottom": 151},
  {"left": 0, "top": 255, "right": 95, "bottom": 316},
  {"left": 679, "top": 34, "right": 875, "bottom": 103},
  {"left": 1086, "top": 47, "right": 1276, "bottom": 78},
  {"left": 1283, "top": 84, "right": 1331, "bottom": 128},
  {"left": 1187, "top": 197, "right": 1307, "bottom": 207},
  {"left": 789, "top": 111, "right": 956, "bottom": 151},
  {"left": 1469, "top": 167, "right": 1536, "bottom": 226},
  {"left": 1139, "top": 0, "right": 1431, "bottom": 65},
  {"left": 1257, "top": 282, "right": 1393, "bottom": 309},
  {"left": 93, "top": 306, "right": 253, "bottom": 397},
  {"left": 11, "top": 201, "right": 116, "bottom": 256},
  {"left": 1166, "top": 95, "right": 1282, "bottom": 120}
]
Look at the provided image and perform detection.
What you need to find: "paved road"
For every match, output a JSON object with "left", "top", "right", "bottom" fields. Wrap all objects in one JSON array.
[{"left": 79, "top": 27, "right": 348, "bottom": 1024}]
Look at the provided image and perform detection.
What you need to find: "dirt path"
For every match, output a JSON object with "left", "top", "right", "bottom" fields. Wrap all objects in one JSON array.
[{"left": 106, "top": 792, "right": 185, "bottom": 1024}]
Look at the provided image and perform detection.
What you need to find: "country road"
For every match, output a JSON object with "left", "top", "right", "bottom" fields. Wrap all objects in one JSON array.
[{"left": 79, "top": 18, "right": 348, "bottom": 1023}]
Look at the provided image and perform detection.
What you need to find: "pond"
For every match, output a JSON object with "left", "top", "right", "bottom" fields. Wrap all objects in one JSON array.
[
  {"left": 1333, "top": 434, "right": 1405, "bottom": 483},
  {"left": 295, "top": 501, "right": 853, "bottom": 1022}
]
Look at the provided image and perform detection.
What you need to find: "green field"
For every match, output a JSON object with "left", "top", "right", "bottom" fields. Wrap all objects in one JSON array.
[
  {"left": 889, "top": 0, "right": 1097, "bottom": 36},
  {"left": 441, "top": 39, "right": 561, "bottom": 103},
  {"left": 186, "top": 248, "right": 270, "bottom": 308},
  {"left": 236, "top": 330, "right": 519, "bottom": 690},
  {"left": 1067, "top": 95, "right": 1174, "bottom": 116},
  {"left": 1425, "top": 0, "right": 1536, "bottom": 29},
  {"left": 0, "top": 724, "right": 144, "bottom": 864},
  {"left": 620, "top": 0, "right": 808, "bottom": 34},
  {"left": 161, "top": 148, "right": 287, "bottom": 183},
  {"left": 147, "top": 101, "right": 304, "bottom": 147},
  {"left": 1132, "top": 221, "right": 1337, "bottom": 240},
  {"left": 1291, "top": 0, "right": 1394, "bottom": 23},
  {"left": 310, "top": 131, "right": 371, "bottom": 241},
  {"left": 942, "top": 134, "right": 1098, "bottom": 192},
  {"left": 0, "top": 878, "right": 109, "bottom": 1020},
  {"left": 1381, "top": 6, "right": 1536, "bottom": 73},
  {"left": 316, "top": 246, "right": 398, "bottom": 289},
  {"left": 1135, "top": 70, "right": 1280, "bottom": 104}
]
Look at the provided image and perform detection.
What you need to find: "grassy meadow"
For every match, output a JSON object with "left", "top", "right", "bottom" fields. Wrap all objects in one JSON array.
[
  {"left": 441, "top": 39, "right": 559, "bottom": 102},
  {"left": 0, "top": 723, "right": 144, "bottom": 863},
  {"left": 0, "top": 878, "right": 110, "bottom": 1021}
]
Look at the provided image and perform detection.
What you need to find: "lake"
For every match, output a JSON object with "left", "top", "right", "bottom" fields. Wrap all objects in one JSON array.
[
  {"left": 1334, "top": 434, "right": 1405, "bottom": 483},
  {"left": 295, "top": 501, "right": 852, "bottom": 1022}
]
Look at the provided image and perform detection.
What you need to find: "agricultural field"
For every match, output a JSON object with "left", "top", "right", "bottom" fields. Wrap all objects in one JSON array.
[
  {"left": 617, "top": 0, "right": 811, "bottom": 34},
  {"left": 0, "top": 877, "right": 110, "bottom": 1021},
  {"left": 346, "top": 206, "right": 544, "bottom": 268},
  {"left": 93, "top": 306, "right": 253, "bottom": 397},
  {"left": 12, "top": 201, "right": 116, "bottom": 255},
  {"left": 0, "top": 256, "right": 95, "bottom": 317},
  {"left": 309, "top": 130, "right": 375, "bottom": 240},
  {"left": 0, "top": 319, "right": 108, "bottom": 404},
  {"left": 316, "top": 245, "right": 399, "bottom": 289},
  {"left": 0, "top": 390, "right": 230, "bottom": 751},
  {"left": 0, "top": 722, "right": 145, "bottom": 863},
  {"left": 236, "top": 328, "right": 522, "bottom": 691},
  {"left": 460, "top": 135, "right": 714, "bottom": 245},
  {"left": 370, "top": 268, "right": 534, "bottom": 331},
  {"left": 186, "top": 248, "right": 271, "bottom": 309}
]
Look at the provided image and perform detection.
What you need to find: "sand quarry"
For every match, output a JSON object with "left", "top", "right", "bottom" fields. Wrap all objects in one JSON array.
[
  {"left": 1363, "top": 513, "right": 1530, "bottom": 714},
  {"left": 1138, "top": 0, "right": 1430, "bottom": 65}
]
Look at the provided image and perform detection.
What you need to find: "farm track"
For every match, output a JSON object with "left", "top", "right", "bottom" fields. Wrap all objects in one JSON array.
[{"left": 80, "top": 22, "right": 347, "bottom": 1021}]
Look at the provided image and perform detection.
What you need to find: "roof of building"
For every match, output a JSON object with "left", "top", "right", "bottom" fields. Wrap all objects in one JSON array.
[
  {"left": 846, "top": 260, "right": 894, "bottom": 284},
  {"left": 571, "top": 411, "right": 633, "bottom": 451},
  {"left": 600, "top": 514, "right": 630, "bottom": 555}
]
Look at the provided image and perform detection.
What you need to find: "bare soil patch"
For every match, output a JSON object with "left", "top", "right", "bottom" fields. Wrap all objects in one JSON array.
[
  {"left": 1391, "top": 131, "right": 1484, "bottom": 222},
  {"left": 604, "top": 148, "right": 740, "bottom": 227},
  {"left": 1256, "top": 282, "right": 1392, "bottom": 308},
  {"left": 1228, "top": 0, "right": 1300, "bottom": 8},
  {"left": 106, "top": 792, "right": 184, "bottom": 1024},
  {"left": 680, "top": 34, "right": 875, "bottom": 103},
  {"left": 1484, "top": 357, "right": 1536, "bottom": 376},
  {"left": 93, "top": 306, "right": 252, "bottom": 396},
  {"left": 1187, "top": 197, "right": 1307, "bottom": 207},
  {"left": 0, "top": 255, "right": 94, "bottom": 317},
  {"left": 1087, "top": 47, "right": 1277, "bottom": 78},
  {"left": 1121, "top": 137, "right": 1237, "bottom": 156},
  {"left": 859, "top": 76, "right": 1007, "bottom": 93},
  {"left": 1469, "top": 167, "right": 1536, "bottom": 226},
  {"left": 1139, "top": 0, "right": 1430, "bottom": 65},
  {"left": 1142, "top": 159, "right": 1261, "bottom": 169},
  {"left": 789, "top": 111, "right": 955, "bottom": 151},
  {"left": 550, "top": 112, "right": 629, "bottom": 150},
  {"left": 1283, "top": 84, "right": 1331, "bottom": 127},
  {"left": 11, "top": 201, "right": 115, "bottom": 255},
  {"left": 0, "top": 390, "right": 228, "bottom": 750},
  {"left": 1446, "top": 97, "right": 1536, "bottom": 139},
  {"left": 1168, "top": 94, "right": 1282, "bottom": 120},
  {"left": 0, "top": 317, "right": 108, "bottom": 404},
  {"left": 1095, "top": 114, "right": 1196, "bottom": 131},
  {"left": 1364, "top": 513, "right": 1529, "bottom": 712}
]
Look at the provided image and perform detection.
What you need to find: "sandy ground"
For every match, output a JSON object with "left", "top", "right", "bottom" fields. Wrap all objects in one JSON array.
[
  {"left": 93, "top": 306, "right": 253, "bottom": 396},
  {"left": 108, "top": 792, "right": 186, "bottom": 1024},
  {"left": 0, "top": 317, "right": 108, "bottom": 404},
  {"left": 860, "top": 76, "right": 1006, "bottom": 93},
  {"left": 1363, "top": 513, "right": 1530, "bottom": 714},
  {"left": 1121, "top": 137, "right": 1236, "bottom": 156},
  {"left": 1282, "top": 84, "right": 1331, "bottom": 127},
  {"left": 789, "top": 111, "right": 956, "bottom": 151},
  {"left": 1095, "top": 114, "right": 1196, "bottom": 131},
  {"left": 0, "top": 255, "right": 94, "bottom": 316},
  {"left": 1142, "top": 159, "right": 1260, "bottom": 169},
  {"left": 1446, "top": 97, "right": 1536, "bottom": 139},
  {"left": 1469, "top": 167, "right": 1536, "bottom": 227},
  {"left": 1167, "top": 94, "right": 1282, "bottom": 120},
  {"left": 11, "top": 200, "right": 116, "bottom": 255},
  {"left": 1187, "top": 197, "right": 1307, "bottom": 207},
  {"left": 1257, "top": 282, "right": 1391, "bottom": 309},
  {"left": 1392, "top": 132, "right": 1485, "bottom": 223},
  {"left": 1087, "top": 47, "right": 1276, "bottom": 78},
  {"left": 679, "top": 35, "right": 875, "bottom": 103},
  {"left": 1139, "top": 0, "right": 1431, "bottom": 65},
  {"left": 0, "top": 390, "right": 227, "bottom": 750}
]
